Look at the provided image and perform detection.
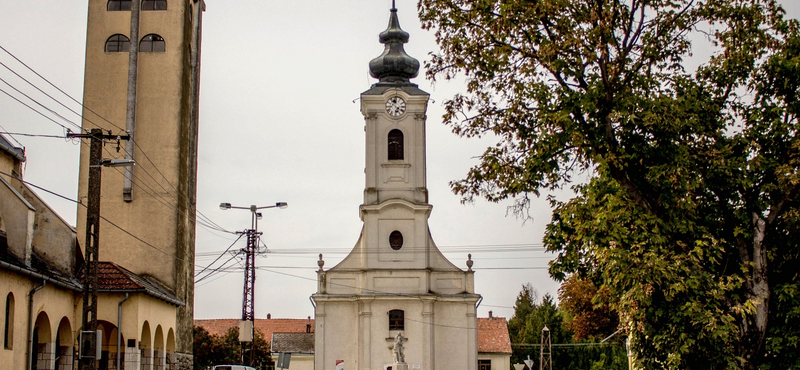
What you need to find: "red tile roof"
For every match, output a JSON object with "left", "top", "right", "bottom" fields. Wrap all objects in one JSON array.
[
  {"left": 77, "top": 262, "right": 183, "bottom": 305},
  {"left": 478, "top": 317, "right": 512, "bottom": 354},
  {"left": 195, "top": 318, "right": 314, "bottom": 341},
  {"left": 196, "top": 316, "right": 511, "bottom": 355}
]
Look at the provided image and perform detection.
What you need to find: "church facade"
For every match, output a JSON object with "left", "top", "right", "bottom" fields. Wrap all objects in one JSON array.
[{"left": 311, "top": 6, "right": 481, "bottom": 370}]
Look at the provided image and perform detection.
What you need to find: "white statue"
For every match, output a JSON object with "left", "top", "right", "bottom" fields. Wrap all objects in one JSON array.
[{"left": 392, "top": 332, "right": 407, "bottom": 364}]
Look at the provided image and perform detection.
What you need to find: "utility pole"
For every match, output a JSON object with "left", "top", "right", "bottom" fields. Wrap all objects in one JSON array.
[
  {"left": 219, "top": 202, "right": 288, "bottom": 366},
  {"left": 540, "top": 325, "right": 552, "bottom": 370},
  {"left": 69, "top": 129, "right": 131, "bottom": 370},
  {"left": 241, "top": 223, "right": 259, "bottom": 366}
]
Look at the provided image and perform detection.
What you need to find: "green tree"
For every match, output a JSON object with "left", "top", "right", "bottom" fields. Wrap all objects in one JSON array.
[
  {"left": 193, "top": 326, "right": 272, "bottom": 370},
  {"left": 507, "top": 283, "right": 538, "bottom": 349},
  {"left": 418, "top": 0, "right": 800, "bottom": 368}
]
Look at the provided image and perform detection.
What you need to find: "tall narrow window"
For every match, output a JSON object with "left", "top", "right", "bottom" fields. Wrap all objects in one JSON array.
[
  {"left": 105, "top": 34, "right": 130, "bottom": 52},
  {"left": 389, "top": 309, "right": 404, "bottom": 331},
  {"left": 388, "top": 129, "right": 404, "bottom": 160},
  {"left": 142, "top": 0, "right": 167, "bottom": 10},
  {"left": 4, "top": 293, "right": 13, "bottom": 349},
  {"left": 140, "top": 34, "right": 165, "bottom": 52},
  {"left": 107, "top": 0, "right": 131, "bottom": 10}
]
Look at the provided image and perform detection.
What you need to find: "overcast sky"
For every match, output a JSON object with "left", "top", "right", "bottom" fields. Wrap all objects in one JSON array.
[{"left": 1, "top": 0, "right": 797, "bottom": 322}]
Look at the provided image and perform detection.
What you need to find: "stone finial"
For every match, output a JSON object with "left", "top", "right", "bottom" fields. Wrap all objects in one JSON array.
[{"left": 466, "top": 254, "right": 473, "bottom": 271}]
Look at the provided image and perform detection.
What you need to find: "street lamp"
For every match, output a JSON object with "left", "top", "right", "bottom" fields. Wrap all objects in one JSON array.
[{"left": 219, "top": 201, "right": 287, "bottom": 365}]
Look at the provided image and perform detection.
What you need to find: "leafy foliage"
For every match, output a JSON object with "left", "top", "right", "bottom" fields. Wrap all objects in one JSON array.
[
  {"left": 508, "top": 284, "right": 627, "bottom": 370},
  {"left": 193, "top": 326, "right": 272, "bottom": 370},
  {"left": 558, "top": 275, "right": 619, "bottom": 342},
  {"left": 418, "top": 0, "right": 800, "bottom": 368}
]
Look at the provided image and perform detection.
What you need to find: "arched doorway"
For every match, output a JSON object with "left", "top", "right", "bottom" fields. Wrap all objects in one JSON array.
[
  {"left": 32, "top": 311, "right": 52, "bottom": 370},
  {"left": 153, "top": 325, "right": 165, "bottom": 370},
  {"left": 55, "top": 317, "right": 73, "bottom": 370},
  {"left": 140, "top": 321, "right": 152, "bottom": 370},
  {"left": 97, "top": 320, "right": 119, "bottom": 370},
  {"left": 166, "top": 329, "right": 175, "bottom": 370}
]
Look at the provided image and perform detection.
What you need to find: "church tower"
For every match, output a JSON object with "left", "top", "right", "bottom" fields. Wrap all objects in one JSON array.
[
  {"left": 312, "top": 6, "right": 480, "bottom": 370},
  {"left": 76, "top": 0, "right": 203, "bottom": 365}
]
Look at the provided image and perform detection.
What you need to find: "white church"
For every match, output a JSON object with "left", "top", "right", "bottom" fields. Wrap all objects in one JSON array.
[{"left": 310, "top": 5, "right": 502, "bottom": 370}]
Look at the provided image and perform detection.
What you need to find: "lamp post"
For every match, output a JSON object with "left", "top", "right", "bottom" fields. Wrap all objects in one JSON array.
[
  {"left": 68, "top": 129, "right": 132, "bottom": 370},
  {"left": 219, "top": 202, "right": 287, "bottom": 365}
]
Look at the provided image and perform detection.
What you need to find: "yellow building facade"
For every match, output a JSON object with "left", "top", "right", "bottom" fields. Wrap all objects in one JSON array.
[{"left": 1, "top": 132, "right": 189, "bottom": 370}]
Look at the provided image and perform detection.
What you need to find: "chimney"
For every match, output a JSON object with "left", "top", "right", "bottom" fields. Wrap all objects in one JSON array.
[
  {"left": 267, "top": 313, "right": 271, "bottom": 319},
  {"left": 489, "top": 310, "right": 493, "bottom": 319}
]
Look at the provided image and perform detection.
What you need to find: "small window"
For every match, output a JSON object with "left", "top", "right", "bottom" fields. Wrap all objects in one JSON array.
[
  {"left": 142, "top": 0, "right": 167, "bottom": 10},
  {"left": 105, "top": 34, "right": 130, "bottom": 52},
  {"left": 388, "top": 129, "right": 403, "bottom": 160},
  {"left": 478, "top": 359, "right": 492, "bottom": 370},
  {"left": 4, "top": 293, "right": 13, "bottom": 349},
  {"left": 389, "top": 310, "right": 404, "bottom": 331},
  {"left": 140, "top": 34, "right": 165, "bottom": 52},
  {"left": 107, "top": 0, "right": 132, "bottom": 10},
  {"left": 389, "top": 231, "right": 403, "bottom": 251}
]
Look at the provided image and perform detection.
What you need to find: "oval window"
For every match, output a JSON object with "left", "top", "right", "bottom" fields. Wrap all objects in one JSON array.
[{"left": 389, "top": 231, "right": 403, "bottom": 250}]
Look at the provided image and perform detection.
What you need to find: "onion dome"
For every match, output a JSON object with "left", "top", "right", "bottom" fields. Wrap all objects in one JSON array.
[{"left": 368, "top": 5, "right": 420, "bottom": 83}]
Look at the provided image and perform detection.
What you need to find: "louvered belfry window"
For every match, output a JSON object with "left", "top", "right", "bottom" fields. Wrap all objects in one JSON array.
[{"left": 388, "top": 129, "right": 403, "bottom": 160}]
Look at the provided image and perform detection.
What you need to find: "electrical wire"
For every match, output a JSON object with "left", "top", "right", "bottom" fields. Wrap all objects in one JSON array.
[
  {"left": 0, "top": 169, "right": 207, "bottom": 271},
  {"left": 0, "top": 44, "right": 231, "bottom": 235},
  {"left": 195, "top": 234, "right": 245, "bottom": 278},
  {"left": 0, "top": 87, "right": 74, "bottom": 132}
]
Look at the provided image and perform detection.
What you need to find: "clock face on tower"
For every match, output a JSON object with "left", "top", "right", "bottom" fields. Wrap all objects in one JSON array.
[{"left": 385, "top": 96, "right": 406, "bottom": 117}]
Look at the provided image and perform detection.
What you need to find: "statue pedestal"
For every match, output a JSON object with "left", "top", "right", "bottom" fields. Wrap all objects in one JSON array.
[{"left": 393, "top": 364, "right": 409, "bottom": 370}]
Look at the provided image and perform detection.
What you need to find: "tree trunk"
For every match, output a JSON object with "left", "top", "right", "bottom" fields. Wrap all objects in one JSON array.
[{"left": 740, "top": 214, "right": 769, "bottom": 370}]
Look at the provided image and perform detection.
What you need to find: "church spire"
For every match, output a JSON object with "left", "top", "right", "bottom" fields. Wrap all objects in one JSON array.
[{"left": 368, "top": 3, "right": 420, "bottom": 84}]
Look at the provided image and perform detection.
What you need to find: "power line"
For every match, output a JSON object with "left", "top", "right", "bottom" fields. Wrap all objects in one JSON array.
[
  {"left": 195, "top": 234, "right": 245, "bottom": 278},
  {"left": 0, "top": 86, "right": 74, "bottom": 132},
  {"left": 0, "top": 169, "right": 207, "bottom": 271},
  {"left": 0, "top": 76, "right": 81, "bottom": 130},
  {"left": 0, "top": 131, "right": 68, "bottom": 139},
  {"left": 0, "top": 44, "right": 229, "bottom": 235}
]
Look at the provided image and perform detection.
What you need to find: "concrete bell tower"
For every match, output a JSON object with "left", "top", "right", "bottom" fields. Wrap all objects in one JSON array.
[
  {"left": 76, "top": 1, "right": 203, "bottom": 366},
  {"left": 312, "top": 5, "right": 480, "bottom": 370}
]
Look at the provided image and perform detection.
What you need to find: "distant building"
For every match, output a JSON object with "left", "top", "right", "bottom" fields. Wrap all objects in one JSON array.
[
  {"left": 271, "top": 333, "right": 314, "bottom": 370},
  {"left": 477, "top": 314, "right": 513, "bottom": 370},
  {"left": 310, "top": 5, "right": 483, "bottom": 370}
]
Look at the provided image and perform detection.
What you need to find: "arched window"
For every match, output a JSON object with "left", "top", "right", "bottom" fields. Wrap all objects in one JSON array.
[
  {"left": 140, "top": 34, "right": 165, "bottom": 52},
  {"left": 388, "top": 129, "right": 404, "bottom": 160},
  {"left": 107, "top": 0, "right": 132, "bottom": 11},
  {"left": 105, "top": 34, "right": 130, "bottom": 52},
  {"left": 389, "top": 310, "right": 404, "bottom": 331},
  {"left": 142, "top": 0, "right": 167, "bottom": 10},
  {"left": 4, "top": 293, "right": 13, "bottom": 349}
]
